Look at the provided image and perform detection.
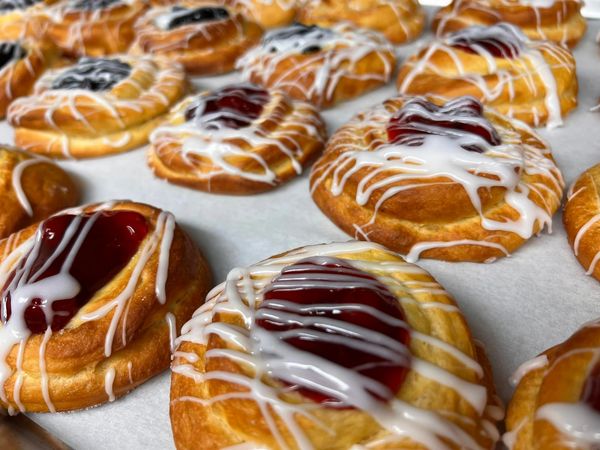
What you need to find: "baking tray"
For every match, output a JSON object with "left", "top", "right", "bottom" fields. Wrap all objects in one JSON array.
[{"left": 2, "top": 17, "right": 598, "bottom": 450}]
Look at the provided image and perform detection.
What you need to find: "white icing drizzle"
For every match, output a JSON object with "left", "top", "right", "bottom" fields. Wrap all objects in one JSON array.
[
  {"left": 536, "top": 403, "right": 600, "bottom": 444},
  {"left": 149, "top": 85, "right": 325, "bottom": 186},
  {"left": 237, "top": 23, "right": 395, "bottom": 108},
  {"left": 509, "top": 354, "right": 548, "bottom": 386},
  {"left": 310, "top": 96, "right": 564, "bottom": 261},
  {"left": 172, "top": 241, "right": 498, "bottom": 449},
  {"left": 104, "top": 367, "right": 116, "bottom": 402},
  {"left": 399, "top": 23, "right": 574, "bottom": 129},
  {"left": 165, "top": 312, "right": 176, "bottom": 354},
  {"left": 0, "top": 202, "right": 176, "bottom": 413},
  {"left": 127, "top": 360, "right": 133, "bottom": 384},
  {"left": 10, "top": 152, "right": 51, "bottom": 216}
]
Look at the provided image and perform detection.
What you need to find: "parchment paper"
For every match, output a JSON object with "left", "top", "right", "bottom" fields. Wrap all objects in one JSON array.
[{"left": 3, "top": 18, "right": 599, "bottom": 449}]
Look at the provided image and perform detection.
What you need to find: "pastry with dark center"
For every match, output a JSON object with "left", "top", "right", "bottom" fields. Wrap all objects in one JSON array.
[
  {"left": 130, "top": 3, "right": 262, "bottom": 75},
  {"left": 50, "top": 57, "right": 131, "bottom": 91}
]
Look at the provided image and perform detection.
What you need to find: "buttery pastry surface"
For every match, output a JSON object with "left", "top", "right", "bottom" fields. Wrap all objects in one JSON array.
[
  {"left": 130, "top": 4, "right": 262, "bottom": 75},
  {"left": 44, "top": 0, "right": 148, "bottom": 57},
  {"left": 170, "top": 241, "right": 503, "bottom": 449},
  {"left": 310, "top": 95, "right": 564, "bottom": 263},
  {"left": 7, "top": 54, "right": 187, "bottom": 159},
  {"left": 237, "top": 22, "right": 396, "bottom": 109},
  {"left": 220, "top": 0, "right": 296, "bottom": 28},
  {"left": 397, "top": 23, "right": 577, "bottom": 128},
  {"left": 433, "top": 0, "right": 587, "bottom": 48},
  {"left": 0, "top": 200, "right": 212, "bottom": 414},
  {"left": 504, "top": 319, "right": 600, "bottom": 449},
  {"left": 299, "top": 0, "right": 425, "bottom": 44},
  {"left": 148, "top": 83, "right": 327, "bottom": 194},
  {"left": 0, "top": 145, "right": 78, "bottom": 240},
  {"left": 0, "top": 0, "right": 48, "bottom": 40},
  {"left": 563, "top": 164, "right": 600, "bottom": 283}
]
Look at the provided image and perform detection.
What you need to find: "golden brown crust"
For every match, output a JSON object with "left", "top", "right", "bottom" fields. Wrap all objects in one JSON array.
[
  {"left": 147, "top": 87, "right": 327, "bottom": 194},
  {"left": 0, "top": 200, "right": 212, "bottom": 413},
  {"left": 0, "top": 4, "right": 50, "bottom": 40},
  {"left": 170, "top": 242, "right": 501, "bottom": 449},
  {"left": 433, "top": 0, "right": 587, "bottom": 48},
  {"left": 563, "top": 164, "right": 600, "bottom": 282},
  {"left": 309, "top": 96, "right": 564, "bottom": 262},
  {"left": 44, "top": 0, "right": 148, "bottom": 57},
  {"left": 505, "top": 322, "right": 600, "bottom": 449},
  {"left": 7, "top": 54, "right": 188, "bottom": 159},
  {"left": 221, "top": 0, "right": 296, "bottom": 28},
  {"left": 299, "top": 0, "right": 425, "bottom": 44},
  {"left": 130, "top": 4, "right": 263, "bottom": 75},
  {"left": 0, "top": 145, "right": 78, "bottom": 240},
  {"left": 238, "top": 23, "right": 396, "bottom": 109},
  {"left": 0, "top": 40, "right": 57, "bottom": 119},
  {"left": 396, "top": 34, "right": 578, "bottom": 128}
]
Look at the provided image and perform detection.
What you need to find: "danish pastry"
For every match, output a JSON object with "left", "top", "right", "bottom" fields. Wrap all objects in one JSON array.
[
  {"left": 0, "top": 200, "right": 212, "bottom": 414},
  {"left": 299, "top": 0, "right": 425, "bottom": 44},
  {"left": 170, "top": 241, "right": 503, "bottom": 449},
  {"left": 433, "top": 0, "right": 587, "bottom": 48},
  {"left": 504, "top": 319, "right": 600, "bottom": 449},
  {"left": 7, "top": 55, "right": 187, "bottom": 159},
  {"left": 130, "top": 4, "right": 262, "bottom": 75},
  {"left": 0, "top": 145, "right": 78, "bottom": 240},
  {"left": 44, "top": 0, "right": 148, "bottom": 57},
  {"left": 563, "top": 164, "right": 600, "bottom": 283},
  {"left": 0, "top": 40, "right": 57, "bottom": 119},
  {"left": 310, "top": 95, "right": 564, "bottom": 263},
  {"left": 0, "top": 0, "right": 48, "bottom": 40},
  {"left": 396, "top": 23, "right": 577, "bottom": 128},
  {"left": 148, "top": 83, "right": 327, "bottom": 194},
  {"left": 237, "top": 22, "right": 396, "bottom": 109},
  {"left": 220, "top": 0, "right": 296, "bottom": 28}
]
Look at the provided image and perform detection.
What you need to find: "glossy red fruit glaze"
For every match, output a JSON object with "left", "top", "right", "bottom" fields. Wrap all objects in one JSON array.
[
  {"left": 1, "top": 211, "right": 148, "bottom": 334},
  {"left": 387, "top": 97, "right": 501, "bottom": 153},
  {"left": 582, "top": 360, "right": 600, "bottom": 413},
  {"left": 256, "top": 256, "right": 410, "bottom": 408},
  {"left": 448, "top": 24, "right": 522, "bottom": 59},
  {"left": 185, "top": 84, "right": 270, "bottom": 129}
]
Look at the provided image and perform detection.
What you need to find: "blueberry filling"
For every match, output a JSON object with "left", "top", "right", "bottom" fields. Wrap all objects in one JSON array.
[
  {"left": 0, "top": 42, "right": 25, "bottom": 70},
  {"left": 68, "top": 0, "right": 121, "bottom": 11},
  {"left": 162, "top": 6, "right": 229, "bottom": 30},
  {"left": 51, "top": 57, "right": 131, "bottom": 92},
  {"left": 264, "top": 23, "right": 332, "bottom": 54},
  {"left": 0, "top": 0, "right": 40, "bottom": 13}
]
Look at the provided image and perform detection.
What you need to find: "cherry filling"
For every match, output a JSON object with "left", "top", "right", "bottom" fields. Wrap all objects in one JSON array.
[
  {"left": 582, "top": 360, "right": 600, "bottom": 413},
  {"left": 0, "top": 42, "right": 25, "bottom": 70},
  {"left": 163, "top": 6, "right": 229, "bottom": 30},
  {"left": 51, "top": 57, "right": 131, "bottom": 91},
  {"left": 264, "top": 23, "right": 332, "bottom": 55},
  {"left": 256, "top": 256, "right": 410, "bottom": 408},
  {"left": 69, "top": 0, "right": 121, "bottom": 10},
  {"left": 387, "top": 96, "right": 501, "bottom": 153},
  {"left": 0, "top": 0, "right": 40, "bottom": 12},
  {"left": 0, "top": 211, "right": 148, "bottom": 334},
  {"left": 185, "top": 84, "right": 270, "bottom": 130},
  {"left": 446, "top": 23, "right": 524, "bottom": 59}
]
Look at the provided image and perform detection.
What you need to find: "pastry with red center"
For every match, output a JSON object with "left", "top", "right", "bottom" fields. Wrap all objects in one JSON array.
[
  {"left": 396, "top": 23, "right": 577, "bottom": 128},
  {"left": 0, "top": 200, "right": 212, "bottom": 413},
  {"left": 310, "top": 95, "right": 564, "bottom": 262},
  {"left": 170, "top": 241, "right": 502, "bottom": 449},
  {"left": 130, "top": 4, "right": 263, "bottom": 75},
  {"left": 148, "top": 83, "right": 327, "bottom": 195},
  {"left": 505, "top": 318, "right": 600, "bottom": 448}
]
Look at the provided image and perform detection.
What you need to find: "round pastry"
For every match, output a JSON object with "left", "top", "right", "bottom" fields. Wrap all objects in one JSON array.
[
  {"left": 504, "top": 319, "right": 600, "bottom": 449},
  {"left": 396, "top": 23, "right": 577, "bottom": 129},
  {"left": 44, "top": 0, "right": 148, "bottom": 57},
  {"left": 170, "top": 241, "right": 503, "bottom": 449},
  {"left": 148, "top": 83, "right": 327, "bottom": 194},
  {"left": 433, "top": 0, "right": 587, "bottom": 49},
  {"left": 0, "top": 145, "right": 78, "bottom": 240},
  {"left": 563, "top": 164, "right": 600, "bottom": 283},
  {"left": 237, "top": 22, "right": 396, "bottom": 109},
  {"left": 0, "top": 200, "right": 212, "bottom": 414},
  {"left": 298, "top": 0, "right": 425, "bottom": 44},
  {"left": 0, "top": 40, "right": 57, "bottom": 119},
  {"left": 130, "top": 4, "right": 262, "bottom": 75},
  {"left": 220, "top": 0, "right": 296, "bottom": 28},
  {"left": 310, "top": 95, "right": 564, "bottom": 263},
  {"left": 0, "top": 0, "right": 48, "bottom": 40},
  {"left": 7, "top": 55, "right": 187, "bottom": 159}
]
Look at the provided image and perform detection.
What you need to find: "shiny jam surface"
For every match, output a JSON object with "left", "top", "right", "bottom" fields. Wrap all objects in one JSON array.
[
  {"left": 256, "top": 256, "right": 410, "bottom": 407},
  {"left": 448, "top": 26, "right": 522, "bottom": 59},
  {"left": 387, "top": 97, "right": 501, "bottom": 153},
  {"left": 185, "top": 85, "right": 270, "bottom": 129},
  {"left": 165, "top": 6, "right": 229, "bottom": 30},
  {"left": 582, "top": 360, "right": 600, "bottom": 413},
  {"left": 51, "top": 58, "right": 132, "bottom": 92},
  {"left": 1, "top": 211, "right": 148, "bottom": 333}
]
